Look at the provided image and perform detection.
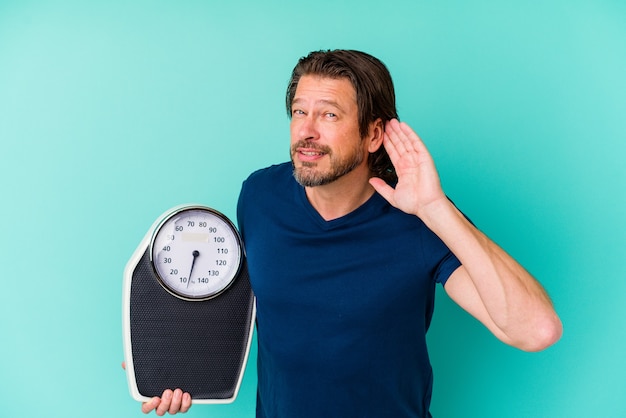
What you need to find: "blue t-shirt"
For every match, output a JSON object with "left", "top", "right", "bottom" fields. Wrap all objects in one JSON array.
[{"left": 237, "top": 162, "right": 462, "bottom": 418}]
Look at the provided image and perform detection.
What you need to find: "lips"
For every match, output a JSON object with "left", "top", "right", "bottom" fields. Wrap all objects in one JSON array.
[
  {"left": 295, "top": 149, "right": 324, "bottom": 163},
  {"left": 292, "top": 141, "right": 330, "bottom": 162},
  {"left": 299, "top": 149, "right": 325, "bottom": 156}
]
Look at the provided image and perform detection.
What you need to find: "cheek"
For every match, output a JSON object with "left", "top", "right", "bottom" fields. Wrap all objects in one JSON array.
[
  {"left": 339, "top": 131, "right": 366, "bottom": 153},
  {"left": 289, "top": 121, "right": 298, "bottom": 139}
]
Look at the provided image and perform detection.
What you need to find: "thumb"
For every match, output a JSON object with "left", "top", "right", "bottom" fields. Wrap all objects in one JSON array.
[
  {"left": 369, "top": 177, "right": 395, "bottom": 205},
  {"left": 141, "top": 397, "right": 162, "bottom": 414}
]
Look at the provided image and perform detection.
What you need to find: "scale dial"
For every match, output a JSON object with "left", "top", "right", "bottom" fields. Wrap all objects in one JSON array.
[{"left": 150, "top": 206, "right": 243, "bottom": 301}]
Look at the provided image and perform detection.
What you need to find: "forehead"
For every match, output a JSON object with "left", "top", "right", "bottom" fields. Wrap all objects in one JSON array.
[{"left": 293, "top": 75, "right": 357, "bottom": 107}]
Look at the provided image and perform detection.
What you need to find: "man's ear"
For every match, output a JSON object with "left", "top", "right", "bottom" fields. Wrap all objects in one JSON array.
[{"left": 367, "top": 118, "right": 384, "bottom": 153}]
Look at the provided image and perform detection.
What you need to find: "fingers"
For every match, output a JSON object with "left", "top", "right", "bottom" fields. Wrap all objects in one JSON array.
[
  {"left": 384, "top": 118, "right": 413, "bottom": 140},
  {"left": 382, "top": 120, "right": 402, "bottom": 161},
  {"left": 385, "top": 119, "right": 426, "bottom": 151},
  {"left": 383, "top": 119, "right": 413, "bottom": 162},
  {"left": 384, "top": 119, "right": 434, "bottom": 170},
  {"left": 143, "top": 389, "right": 192, "bottom": 416},
  {"left": 384, "top": 119, "right": 407, "bottom": 150},
  {"left": 155, "top": 389, "right": 173, "bottom": 416},
  {"left": 166, "top": 389, "right": 190, "bottom": 415},
  {"left": 180, "top": 391, "right": 192, "bottom": 413}
]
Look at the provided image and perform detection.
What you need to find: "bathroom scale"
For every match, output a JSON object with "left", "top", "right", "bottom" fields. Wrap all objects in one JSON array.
[{"left": 122, "top": 204, "right": 255, "bottom": 403}]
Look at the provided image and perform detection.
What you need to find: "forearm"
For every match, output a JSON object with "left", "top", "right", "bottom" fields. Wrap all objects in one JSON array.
[
  {"left": 375, "top": 118, "right": 561, "bottom": 349},
  {"left": 419, "top": 199, "right": 562, "bottom": 350}
]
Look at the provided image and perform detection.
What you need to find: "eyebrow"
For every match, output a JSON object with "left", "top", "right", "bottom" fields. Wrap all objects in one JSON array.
[{"left": 292, "top": 98, "right": 345, "bottom": 111}]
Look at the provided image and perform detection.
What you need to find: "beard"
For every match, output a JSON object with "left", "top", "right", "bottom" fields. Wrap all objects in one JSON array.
[{"left": 291, "top": 140, "right": 364, "bottom": 187}]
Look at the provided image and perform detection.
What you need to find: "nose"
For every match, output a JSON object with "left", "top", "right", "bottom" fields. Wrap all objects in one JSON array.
[{"left": 292, "top": 113, "right": 319, "bottom": 142}]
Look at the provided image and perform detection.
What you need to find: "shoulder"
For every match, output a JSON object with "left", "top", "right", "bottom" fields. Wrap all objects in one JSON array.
[
  {"left": 238, "top": 162, "right": 296, "bottom": 208},
  {"left": 237, "top": 162, "right": 298, "bottom": 237},
  {"left": 243, "top": 162, "right": 292, "bottom": 189}
]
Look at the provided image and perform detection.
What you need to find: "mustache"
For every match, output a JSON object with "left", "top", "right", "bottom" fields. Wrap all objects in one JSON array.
[{"left": 291, "top": 141, "right": 332, "bottom": 154}]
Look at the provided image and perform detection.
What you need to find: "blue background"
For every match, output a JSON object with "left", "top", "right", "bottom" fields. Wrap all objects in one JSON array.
[{"left": 1, "top": 1, "right": 624, "bottom": 417}]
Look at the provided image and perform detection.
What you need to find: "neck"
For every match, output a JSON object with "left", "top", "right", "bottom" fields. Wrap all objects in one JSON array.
[{"left": 304, "top": 165, "right": 375, "bottom": 221}]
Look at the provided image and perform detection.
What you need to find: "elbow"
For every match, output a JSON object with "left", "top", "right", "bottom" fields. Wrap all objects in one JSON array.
[{"left": 518, "top": 314, "right": 563, "bottom": 352}]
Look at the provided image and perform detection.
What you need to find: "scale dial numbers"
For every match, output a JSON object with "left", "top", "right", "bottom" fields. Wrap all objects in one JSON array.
[{"left": 150, "top": 207, "right": 243, "bottom": 301}]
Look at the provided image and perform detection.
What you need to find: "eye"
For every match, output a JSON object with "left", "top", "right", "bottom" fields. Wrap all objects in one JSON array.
[
  {"left": 292, "top": 109, "right": 305, "bottom": 117},
  {"left": 324, "top": 112, "right": 337, "bottom": 119}
]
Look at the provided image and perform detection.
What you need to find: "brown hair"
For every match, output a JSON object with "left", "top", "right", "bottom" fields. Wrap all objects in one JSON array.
[{"left": 286, "top": 50, "right": 398, "bottom": 183}]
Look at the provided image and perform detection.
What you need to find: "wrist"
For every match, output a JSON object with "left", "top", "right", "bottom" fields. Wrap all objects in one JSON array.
[{"left": 417, "top": 198, "right": 462, "bottom": 232}]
